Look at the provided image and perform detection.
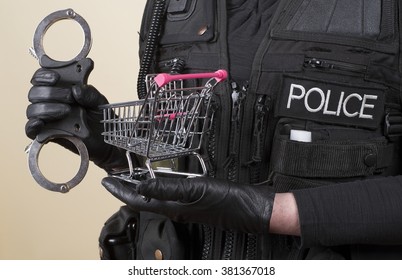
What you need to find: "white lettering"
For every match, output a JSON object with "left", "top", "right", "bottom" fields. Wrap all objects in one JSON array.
[
  {"left": 287, "top": 84, "right": 306, "bottom": 108},
  {"left": 359, "top": 95, "right": 378, "bottom": 119},
  {"left": 343, "top": 93, "right": 362, "bottom": 117},
  {"left": 323, "top": 90, "right": 337, "bottom": 115},
  {"left": 305, "top": 87, "right": 325, "bottom": 112},
  {"left": 286, "top": 83, "right": 379, "bottom": 120},
  {"left": 336, "top": 91, "right": 345, "bottom": 116}
]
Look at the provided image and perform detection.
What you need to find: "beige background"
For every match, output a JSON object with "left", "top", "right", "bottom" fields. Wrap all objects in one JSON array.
[{"left": 1, "top": 0, "right": 147, "bottom": 259}]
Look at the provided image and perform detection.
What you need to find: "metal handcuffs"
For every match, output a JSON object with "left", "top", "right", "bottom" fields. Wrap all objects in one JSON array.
[{"left": 27, "top": 9, "right": 93, "bottom": 193}]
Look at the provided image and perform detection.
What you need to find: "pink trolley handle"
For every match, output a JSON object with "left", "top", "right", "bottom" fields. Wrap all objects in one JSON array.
[{"left": 153, "top": 69, "right": 228, "bottom": 87}]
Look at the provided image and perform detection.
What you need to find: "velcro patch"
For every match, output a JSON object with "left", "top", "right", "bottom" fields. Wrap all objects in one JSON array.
[{"left": 276, "top": 76, "right": 385, "bottom": 129}]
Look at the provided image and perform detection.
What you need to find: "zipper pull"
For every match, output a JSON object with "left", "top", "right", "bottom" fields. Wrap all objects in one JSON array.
[
  {"left": 163, "top": 58, "right": 186, "bottom": 74},
  {"left": 228, "top": 81, "right": 246, "bottom": 157},
  {"left": 304, "top": 57, "right": 367, "bottom": 73},
  {"left": 228, "top": 82, "right": 241, "bottom": 157},
  {"left": 252, "top": 96, "right": 269, "bottom": 162},
  {"left": 304, "top": 58, "right": 333, "bottom": 69},
  {"left": 231, "top": 82, "right": 242, "bottom": 122}
]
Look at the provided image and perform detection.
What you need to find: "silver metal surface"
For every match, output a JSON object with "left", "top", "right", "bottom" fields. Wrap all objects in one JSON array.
[
  {"left": 100, "top": 72, "right": 225, "bottom": 180},
  {"left": 28, "top": 47, "right": 38, "bottom": 60},
  {"left": 28, "top": 136, "right": 89, "bottom": 193},
  {"left": 33, "top": 8, "right": 91, "bottom": 66},
  {"left": 27, "top": 9, "right": 92, "bottom": 192}
]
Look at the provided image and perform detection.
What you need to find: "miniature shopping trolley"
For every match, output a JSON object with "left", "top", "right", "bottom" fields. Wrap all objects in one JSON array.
[{"left": 100, "top": 70, "right": 228, "bottom": 183}]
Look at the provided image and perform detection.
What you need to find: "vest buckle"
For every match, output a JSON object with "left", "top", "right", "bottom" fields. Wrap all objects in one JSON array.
[{"left": 385, "top": 111, "right": 402, "bottom": 141}]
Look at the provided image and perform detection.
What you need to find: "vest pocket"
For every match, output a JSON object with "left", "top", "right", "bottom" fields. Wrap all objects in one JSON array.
[
  {"left": 271, "top": 0, "right": 397, "bottom": 52},
  {"left": 160, "top": 0, "right": 216, "bottom": 45},
  {"left": 268, "top": 116, "right": 394, "bottom": 183},
  {"left": 265, "top": 51, "right": 399, "bottom": 184}
]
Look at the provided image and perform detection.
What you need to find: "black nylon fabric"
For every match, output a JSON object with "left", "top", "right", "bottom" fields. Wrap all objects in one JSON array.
[
  {"left": 270, "top": 138, "right": 393, "bottom": 178},
  {"left": 292, "top": 176, "right": 402, "bottom": 247},
  {"left": 286, "top": 0, "right": 382, "bottom": 38},
  {"left": 227, "top": 0, "right": 279, "bottom": 81}
]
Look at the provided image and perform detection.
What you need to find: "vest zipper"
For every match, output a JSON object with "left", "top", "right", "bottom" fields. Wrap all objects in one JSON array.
[
  {"left": 304, "top": 57, "right": 368, "bottom": 74},
  {"left": 237, "top": 13, "right": 276, "bottom": 259},
  {"left": 201, "top": 224, "right": 213, "bottom": 260},
  {"left": 222, "top": 81, "right": 246, "bottom": 260},
  {"left": 252, "top": 95, "right": 270, "bottom": 162},
  {"left": 201, "top": 95, "right": 220, "bottom": 260},
  {"left": 240, "top": 95, "right": 271, "bottom": 260},
  {"left": 244, "top": 95, "right": 271, "bottom": 184},
  {"left": 226, "top": 81, "right": 246, "bottom": 181}
]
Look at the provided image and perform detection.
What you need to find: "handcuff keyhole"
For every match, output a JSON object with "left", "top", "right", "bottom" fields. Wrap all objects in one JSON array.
[
  {"left": 76, "top": 64, "right": 82, "bottom": 73},
  {"left": 74, "top": 124, "right": 81, "bottom": 132}
]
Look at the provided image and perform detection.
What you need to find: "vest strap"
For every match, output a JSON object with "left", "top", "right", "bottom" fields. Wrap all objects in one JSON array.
[
  {"left": 271, "top": 138, "right": 393, "bottom": 178},
  {"left": 385, "top": 111, "right": 402, "bottom": 141}
]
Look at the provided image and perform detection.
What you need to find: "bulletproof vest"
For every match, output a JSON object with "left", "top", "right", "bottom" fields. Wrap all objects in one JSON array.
[{"left": 133, "top": 0, "right": 402, "bottom": 259}]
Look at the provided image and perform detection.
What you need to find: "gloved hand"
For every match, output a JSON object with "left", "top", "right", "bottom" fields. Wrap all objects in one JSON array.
[
  {"left": 101, "top": 176, "right": 275, "bottom": 234},
  {"left": 25, "top": 68, "right": 129, "bottom": 171}
]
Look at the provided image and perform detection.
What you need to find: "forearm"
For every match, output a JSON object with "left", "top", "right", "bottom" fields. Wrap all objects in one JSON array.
[
  {"left": 269, "top": 176, "right": 402, "bottom": 247},
  {"left": 291, "top": 176, "right": 402, "bottom": 247}
]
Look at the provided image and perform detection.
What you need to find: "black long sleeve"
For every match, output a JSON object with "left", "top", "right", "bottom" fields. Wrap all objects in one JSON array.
[{"left": 292, "top": 176, "right": 402, "bottom": 248}]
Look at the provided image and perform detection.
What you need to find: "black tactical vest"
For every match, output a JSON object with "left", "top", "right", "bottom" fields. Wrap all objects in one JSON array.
[{"left": 100, "top": 0, "right": 402, "bottom": 260}]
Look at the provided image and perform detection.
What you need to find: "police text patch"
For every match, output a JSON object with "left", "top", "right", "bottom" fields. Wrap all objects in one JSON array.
[{"left": 276, "top": 76, "right": 385, "bottom": 129}]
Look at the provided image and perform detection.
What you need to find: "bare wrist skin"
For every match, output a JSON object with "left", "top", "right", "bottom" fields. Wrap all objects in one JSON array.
[{"left": 269, "top": 193, "right": 301, "bottom": 236}]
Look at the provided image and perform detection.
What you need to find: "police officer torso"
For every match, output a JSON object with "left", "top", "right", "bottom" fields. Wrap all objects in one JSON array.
[{"left": 100, "top": 0, "right": 402, "bottom": 260}]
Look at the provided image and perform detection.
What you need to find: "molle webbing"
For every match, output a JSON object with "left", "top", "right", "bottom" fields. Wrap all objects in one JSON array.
[{"left": 270, "top": 138, "right": 393, "bottom": 178}]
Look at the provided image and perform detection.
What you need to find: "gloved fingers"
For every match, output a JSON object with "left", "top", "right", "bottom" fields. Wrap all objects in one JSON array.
[
  {"left": 30, "top": 69, "right": 108, "bottom": 109},
  {"left": 137, "top": 178, "right": 205, "bottom": 203},
  {"left": 28, "top": 86, "right": 74, "bottom": 104},
  {"left": 30, "top": 68, "right": 60, "bottom": 86},
  {"left": 26, "top": 103, "right": 71, "bottom": 121},
  {"left": 25, "top": 118, "right": 44, "bottom": 139},
  {"left": 102, "top": 177, "right": 186, "bottom": 218},
  {"left": 72, "top": 85, "right": 109, "bottom": 109},
  {"left": 102, "top": 177, "right": 144, "bottom": 205}
]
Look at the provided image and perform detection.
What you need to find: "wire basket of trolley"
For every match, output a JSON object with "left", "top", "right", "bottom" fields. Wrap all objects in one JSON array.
[{"left": 99, "top": 70, "right": 228, "bottom": 183}]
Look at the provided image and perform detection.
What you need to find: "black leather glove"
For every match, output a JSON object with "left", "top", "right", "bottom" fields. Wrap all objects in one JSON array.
[
  {"left": 25, "top": 68, "right": 129, "bottom": 171},
  {"left": 101, "top": 176, "right": 275, "bottom": 234}
]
